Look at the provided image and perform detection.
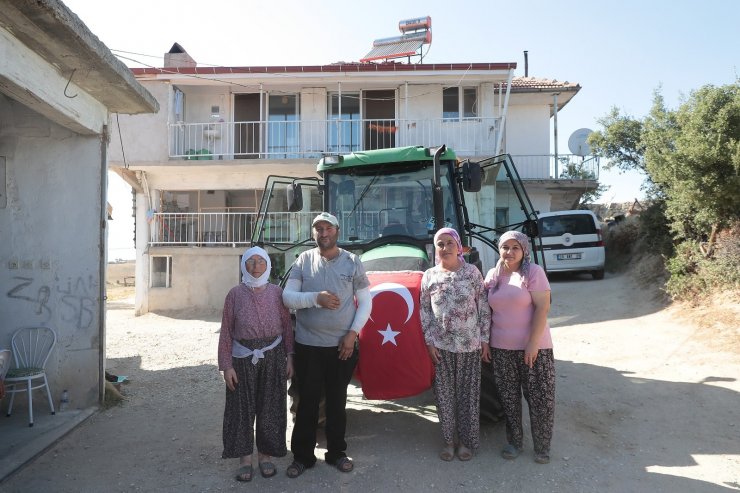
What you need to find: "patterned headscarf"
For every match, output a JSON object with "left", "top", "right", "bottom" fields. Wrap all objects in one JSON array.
[
  {"left": 433, "top": 227, "right": 466, "bottom": 266},
  {"left": 240, "top": 246, "right": 272, "bottom": 288},
  {"left": 486, "top": 230, "right": 531, "bottom": 292}
]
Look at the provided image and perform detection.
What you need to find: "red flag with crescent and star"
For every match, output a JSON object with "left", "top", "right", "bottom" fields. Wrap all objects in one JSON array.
[{"left": 355, "top": 270, "right": 434, "bottom": 400}]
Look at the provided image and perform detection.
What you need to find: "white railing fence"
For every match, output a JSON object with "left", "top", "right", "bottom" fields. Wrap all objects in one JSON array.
[{"left": 169, "top": 117, "right": 503, "bottom": 160}]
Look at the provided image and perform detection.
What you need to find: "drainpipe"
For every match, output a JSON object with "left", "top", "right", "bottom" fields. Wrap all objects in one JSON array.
[
  {"left": 405, "top": 82, "right": 409, "bottom": 147},
  {"left": 338, "top": 82, "right": 342, "bottom": 152},
  {"left": 494, "top": 69, "right": 513, "bottom": 155},
  {"left": 99, "top": 125, "right": 109, "bottom": 405},
  {"left": 432, "top": 144, "right": 446, "bottom": 231},
  {"left": 553, "top": 93, "right": 559, "bottom": 178},
  {"left": 259, "top": 83, "right": 263, "bottom": 158}
]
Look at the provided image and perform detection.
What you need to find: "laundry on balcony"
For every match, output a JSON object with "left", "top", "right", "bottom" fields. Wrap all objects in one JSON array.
[
  {"left": 368, "top": 123, "right": 398, "bottom": 134},
  {"left": 185, "top": 149, "right": 212, "bottom": 160}
]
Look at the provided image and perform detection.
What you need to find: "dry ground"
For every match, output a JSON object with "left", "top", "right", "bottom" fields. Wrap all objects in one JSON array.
[{"left": 2, "top": 263, "right": 739, "bottom": 492}]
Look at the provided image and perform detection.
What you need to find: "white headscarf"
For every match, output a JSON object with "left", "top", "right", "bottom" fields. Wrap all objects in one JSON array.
[{"left": 240, "top": 246, "right": 271, "bottom": 288}]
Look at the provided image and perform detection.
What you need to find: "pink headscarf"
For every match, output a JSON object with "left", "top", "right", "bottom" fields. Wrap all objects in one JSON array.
[
  {"left": 433, "top": 227, "right": 466, "bottom": 266},
  {"left": 485, "top": 230, "right": 531, "bottom": 293}
]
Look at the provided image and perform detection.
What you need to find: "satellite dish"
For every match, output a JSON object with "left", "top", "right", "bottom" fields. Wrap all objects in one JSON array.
[{"left": 568, "top": 128, "right": 593, "bottom": 156}]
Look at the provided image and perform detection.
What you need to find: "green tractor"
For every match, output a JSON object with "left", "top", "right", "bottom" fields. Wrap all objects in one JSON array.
[{"left": 253, "top": 145, "right": 543, "bottom": 423}]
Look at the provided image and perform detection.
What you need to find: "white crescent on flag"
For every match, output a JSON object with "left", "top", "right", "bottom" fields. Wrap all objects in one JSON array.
[{"left": 369, "top": 282, "right": 415, "bottom": 324}]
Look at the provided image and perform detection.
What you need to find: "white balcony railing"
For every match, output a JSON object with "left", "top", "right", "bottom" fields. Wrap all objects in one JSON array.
[
  {"left": 149, "top": 211, "right": 321, "bottom": 246},
  {"left": 149, "top": 210, "right": 409, "bottom": 246},
  {"left": 169, "top": 117, "right": 503, "bottom": 160},
  {"left": 508, "top": 155, "right": 600, "bottom": 180}
]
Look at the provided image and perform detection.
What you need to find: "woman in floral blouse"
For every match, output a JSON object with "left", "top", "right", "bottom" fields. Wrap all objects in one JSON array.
[
  {"left": 420, "top": 227, "right": 491, "bottom": 462},
  {"left": 218, "top": 246, "right": 294, "bottom": 482}
]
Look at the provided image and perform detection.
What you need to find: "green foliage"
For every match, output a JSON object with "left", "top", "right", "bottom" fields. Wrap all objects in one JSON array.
[
  {"left": 589, "top": 107, "right": 647, "bottom": 173},
  {"left": 590, "top": 82, "right": 740, "bottom": 243},
  {"left": 665, "top": 224, "right": 740, "bottom": 300},
  {"left": 638, "top": 200, "right": 673, "bottom": 257},
  {"left": 603, "top": 217, "right": 639, "bottom": 272}
]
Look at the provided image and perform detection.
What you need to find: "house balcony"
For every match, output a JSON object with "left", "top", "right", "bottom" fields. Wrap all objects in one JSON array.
[
  {"left": 510, "top": 155, "right": 600, "bottom": 180},
  {"left": 168, "top": 117, "right": 504, "bottom": 160}
]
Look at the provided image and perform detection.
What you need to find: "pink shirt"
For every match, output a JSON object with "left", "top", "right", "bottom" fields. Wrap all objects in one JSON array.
[
  {"left": 486, "top": 263, "right": 552, "bottom": 350},
  {"left": 218, "top": 283, "right": 294, "bottom": 371}
]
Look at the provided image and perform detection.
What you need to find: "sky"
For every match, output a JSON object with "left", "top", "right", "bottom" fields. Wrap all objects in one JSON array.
[{"left": 59, "top": 0, "right": 739, "bottom": 259}]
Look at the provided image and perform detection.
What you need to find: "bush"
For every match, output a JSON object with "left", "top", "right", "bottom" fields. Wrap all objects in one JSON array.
[
  {"left": 604, "top": 216, "right": 639, "bottom": 272},
  {"left": 639, "top": 200, "right": 673, "bottom": 257},
  {"left": 665, "top": 223, "right": 740, "bottom": 301}
]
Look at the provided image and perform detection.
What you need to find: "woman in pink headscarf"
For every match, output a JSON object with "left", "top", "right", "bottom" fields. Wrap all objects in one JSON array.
[
  {"left": 420, "top": 228, "right": 490, "bottom": 462},
  {"left": 484, "top": 230, "right": 554, "bottom": 464}
]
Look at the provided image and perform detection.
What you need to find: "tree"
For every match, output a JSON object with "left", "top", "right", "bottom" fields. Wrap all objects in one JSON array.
[{"left": 589, "top": 83, "right": 740, "bottom": 253}]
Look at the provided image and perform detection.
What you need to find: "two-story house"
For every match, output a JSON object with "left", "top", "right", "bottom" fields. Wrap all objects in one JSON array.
[{"left": 109, "top": 44, "right": 598, "bottom": 314}]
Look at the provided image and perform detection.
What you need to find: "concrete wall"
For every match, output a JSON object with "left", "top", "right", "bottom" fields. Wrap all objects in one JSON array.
[
  {"left": 109, "top": 81, "right": 170, "bottom": 164},
  {"left": 146, "top": 248, "right": 240, "bottom": 313},
  {"left": 505, "top": 104, "right": 550, "bottom": 155},
  {"left": 0, "top": 95, "right": 103, "bottom": 408}
]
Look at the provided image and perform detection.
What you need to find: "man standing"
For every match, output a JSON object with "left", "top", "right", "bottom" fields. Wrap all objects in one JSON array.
[{"left": 282, "top": 212, "right": 371, "bottom": 478}]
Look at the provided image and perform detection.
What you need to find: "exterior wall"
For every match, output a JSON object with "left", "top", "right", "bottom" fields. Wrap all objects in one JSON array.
[
  {"left": 0, "top": 95, "right": 103, "bottom": 408},
  {"left": 109, "top": 81, "right": 170, "bottom": 164},
  {"left": 146, "top": 248, "right": 241, "bottom": 313},
  {"left": 504, "top": 104, "right": 550, "bottom": 155}
]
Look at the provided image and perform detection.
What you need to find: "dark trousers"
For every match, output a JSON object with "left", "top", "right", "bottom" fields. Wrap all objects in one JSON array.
[{"left": 291, "top": 342, "right": 358, "bottom": 467}]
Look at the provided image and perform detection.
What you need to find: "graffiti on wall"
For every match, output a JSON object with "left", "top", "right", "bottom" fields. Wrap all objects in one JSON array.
[{"left": 4, "top": 270, "right": 97, "bottom": 329}]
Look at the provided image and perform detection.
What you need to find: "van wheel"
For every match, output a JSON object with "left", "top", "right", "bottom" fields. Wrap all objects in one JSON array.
[
  {"left": 480, "top": 361, "right": 505, "bottom": 424},
  {"left": 591, "top": 269, "right": 605, "bottom": 280}
]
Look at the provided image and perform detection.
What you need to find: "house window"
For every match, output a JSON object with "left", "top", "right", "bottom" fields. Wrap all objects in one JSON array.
[
  {"left": 443, "top": 87, "right": 478, "bottom": 121},
  {"left": 496, "top": 207, "right": 509, "bottom": 229},
  {"left": 268, "top": 94, "right": 299, "bottom": 158},
  {"left": 151, "top": 256, "right": 172, "bottom": 288},
  {"left": 328, "top": 93, "right": 361, "bottom": 153}
]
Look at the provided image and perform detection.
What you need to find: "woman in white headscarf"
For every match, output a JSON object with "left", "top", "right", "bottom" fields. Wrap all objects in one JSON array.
[{"left": 218, "top": 246, "right": 294, "bottom": 482}]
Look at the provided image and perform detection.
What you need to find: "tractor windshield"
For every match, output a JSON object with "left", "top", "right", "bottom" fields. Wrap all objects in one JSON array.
[{"left": 325, "top": 161, "right": 459, "bottom": 245}]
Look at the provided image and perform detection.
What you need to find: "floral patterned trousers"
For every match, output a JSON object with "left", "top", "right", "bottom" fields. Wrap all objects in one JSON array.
[{"left": 491, "top": 348, "right": 555, "bottom": 455}]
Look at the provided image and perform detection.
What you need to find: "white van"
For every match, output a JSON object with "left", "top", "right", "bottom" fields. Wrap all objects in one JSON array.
[{"left": 536, "top": 210, "right": 605, "bottom": 279}]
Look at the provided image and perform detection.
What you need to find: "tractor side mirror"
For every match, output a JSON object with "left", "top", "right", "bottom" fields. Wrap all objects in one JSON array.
[
  {"left": 524, "top": 219, "right": 539, "bottom": 237},
  {"left": 462, "top": 161, "right": 482, "bottom": 192},
  {"left": 287, "top": 183, "right": 303, "bottom": 212}
]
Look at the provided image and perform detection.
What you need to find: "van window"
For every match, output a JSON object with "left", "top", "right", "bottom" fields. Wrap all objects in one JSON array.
[{"left": 539, "top": 215, "right": 596, "bottom": 237}]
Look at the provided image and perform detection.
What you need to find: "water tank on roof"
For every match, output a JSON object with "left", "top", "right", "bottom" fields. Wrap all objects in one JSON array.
[{"left": 399, "top": 16, "right": 431, "bottom": 33}]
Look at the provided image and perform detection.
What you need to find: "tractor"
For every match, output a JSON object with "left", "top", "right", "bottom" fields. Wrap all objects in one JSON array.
[{"left": 252, "top": 145, "right": 543, "bottom": 422}]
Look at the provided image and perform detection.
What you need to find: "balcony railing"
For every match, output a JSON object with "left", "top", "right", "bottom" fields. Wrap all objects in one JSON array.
[
  {"left": 169, "top": 117, "right": 503, "bottom": 160},
  {"left": 149, "top": 211, "right": 323, "bottom": 246},
  {"left": 508, "top": 155, "right": 600, "bottom": 180}
]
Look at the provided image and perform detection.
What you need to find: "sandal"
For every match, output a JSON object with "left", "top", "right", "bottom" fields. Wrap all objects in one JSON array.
[
  {"left": 457, "top": 445, "right": 473, "bottom": 461},
  {"left": 286, "top": 461, "right": 307, "bottom": 479},
  {"left": 259, "top": 461, "right": 277, "bottom": 478},
  {"left": 439, "top": 443, "right": 455, "bottom": 462},
  {"left": 534, "top": 452, "right": 550, "bottom": 464},
  {"left": 501, "top": 443, "right": 521, "bottom": 460},
  {"left": 235, "top": 465, "right": 253, "bottom": 482},
  {"left": 333, "top": 456, "right": 354, "bottom": 473}
]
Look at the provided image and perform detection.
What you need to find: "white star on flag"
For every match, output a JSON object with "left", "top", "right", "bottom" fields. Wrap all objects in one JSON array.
[{"left": 378, "top": 324, "right": 400, "bottom": 346}]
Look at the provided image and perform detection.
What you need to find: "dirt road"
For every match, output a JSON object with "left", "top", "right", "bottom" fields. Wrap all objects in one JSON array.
[{"left": 3, "top": 271, "right": 739, "bottom": 492}]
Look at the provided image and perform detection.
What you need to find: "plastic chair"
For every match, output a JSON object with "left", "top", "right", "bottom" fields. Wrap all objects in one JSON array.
[{"left": 5, "top": 327, "right": 57, "bottom": 427}]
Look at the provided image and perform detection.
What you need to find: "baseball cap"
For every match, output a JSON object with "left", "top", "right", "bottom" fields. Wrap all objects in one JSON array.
[{"left": 312, "top": 212, "right": 339, "bottom": 228}]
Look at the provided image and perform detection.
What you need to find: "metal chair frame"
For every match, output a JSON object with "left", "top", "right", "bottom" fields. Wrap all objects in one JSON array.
[{"left": 5, "top": 326, "right": 57, "bottom": 427}]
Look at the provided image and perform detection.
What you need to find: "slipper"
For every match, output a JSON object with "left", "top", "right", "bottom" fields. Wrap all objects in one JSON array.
[
  {"left": 286, "top": 461, "right": 307, "bottom": 479},
  {"left": 501, "top": 443, "right": 521, "bottom": 460},
  {"left": 235, "top": 465, "right": 253, "bottom": 482},
  {"left": 457, "top": 445, "right": 473, "bottom": 461},
  {"left": 333, "top": 456, "right": 354, "bottom": 473},
  {"left": 439, "top": 443, "right": 455, "bottom": 462},
  {"left": 259, "top": 461, "right": 277, "bottom": 478}
]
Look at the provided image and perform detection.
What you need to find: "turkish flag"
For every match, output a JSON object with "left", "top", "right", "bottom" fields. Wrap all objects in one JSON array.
[{"left": 356, "top": 270, "right": 434, "bottom": 400}]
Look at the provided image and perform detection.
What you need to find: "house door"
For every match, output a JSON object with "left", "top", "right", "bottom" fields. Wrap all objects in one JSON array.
[
  {"left": 234, "top": 94, "right": 261, "bottom": 159},
  {"left": 363, "top": 90, "right": 395, "bottom": 150}
]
